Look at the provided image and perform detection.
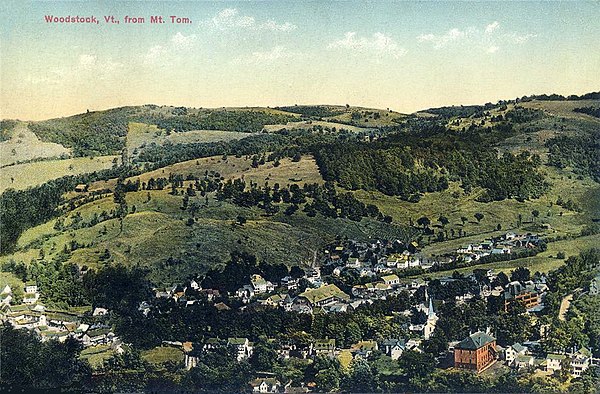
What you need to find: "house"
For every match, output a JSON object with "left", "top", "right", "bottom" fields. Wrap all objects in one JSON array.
[
  {"left": 190, "top": 279, "right": 201, "bottom": 290},
  {"left": 251, "top": 274, "right": 274, "bottom": 294},
  {"left": 504, "top": 343, "right": 527, "bottom": 366},
  {"left": 571, "top": 348, "right": 592, "bottom": 377},
  {"left": 280, "top": 276, "right": 299, "bottom": 291},
  {"left": 74, "top": 184, "right": 88, "bottom": 192},
  {"left": 504, "top": 281, "right": 539, "bottom": 311},
  {"left": 249, "top": 378, "right": 281, "bottom": 393},
  {"left": 454, "top": 332, "right": 497, "bottom": 373},
  {"left": 545, "top": 353, "right": 566, "bottom": 372},
  {"left": 23, "top": 282, "right": 39, "bottom": 304},
  {"left": 514, "top": 354, "right": 535, "bottom": 370},
  {"left": 82, "top": 328, "right": 116, "bottom": 347},
  {"left": 312, "top": 338, "right": 336, "bottom": 356},
  {"left": 298, "top": 284, "right": 349, "bottom": 307},
  {"left": 92, "top": 307, "right": 109, "bottom": 316},
  {"left": 351, "top": 340, "right": 378, "bottom": 359},
  {"left": 346, "top": 257, "right": 362, "bottom": 268},
  {"left": 1, "top": 285, "right": 12, "bottom": 306},
  {"left": 380, "top": 339, "right": 405, "bottom": 360},
  {"left": 381, "top": 274, "right": 400, "bottom": 286},
  {"left": 228, "top": 337, "right": 253, "bottom": 361}
]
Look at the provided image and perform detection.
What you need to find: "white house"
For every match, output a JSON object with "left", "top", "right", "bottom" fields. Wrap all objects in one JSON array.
[
  {"left": 249, "top": 378, "right": 281, "bottom": 393},
  {"left": 251, "top": 274, "right": 274, "bottom": 294},
  {"left": 505, "top": 343, "right": 527, "bottom": 366},
  {"left": 228, "top": 337, "right": 253, "bottom": 361},
  {"left": 380, "top": 339, "right": 405, "bottom": 360},
  {"left": 381, "top": 274, "right": 400, "bottom": 286},
  {"left": 546, "top": 354, "right": 566, "bottom": 372}
]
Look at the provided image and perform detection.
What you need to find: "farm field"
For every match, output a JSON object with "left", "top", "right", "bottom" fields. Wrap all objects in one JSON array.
[
  {"left": 0, "top": 155, "right": 117, "bottom": 193},
  {"left": 263, "top": 120, "right": 374, "bottom": 133},
  {"left": 0, "top": 122, "right": 69, "bottom": 167},
  {"left": 126, "top": 122, "right": 248, "bottom": 157}
]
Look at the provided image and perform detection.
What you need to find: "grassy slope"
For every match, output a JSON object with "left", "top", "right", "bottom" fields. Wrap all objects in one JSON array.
[
  {"left": 0, "top": 155, "right": 117, "bottom": 193},
  {"left": 127, "top": 122, "right": 248, "bottom": 158},
  {"left": 4, "top": 155, "right": 412, "bottom": 285},
  {"left": 0, "top": 122, "right": 70, "bottom": 167},
  {"left": 354, "top": 100, "right": 599, "bottom": 275},
  {"left": 2, "top": 100, "right": 598, "bottom": 284}
]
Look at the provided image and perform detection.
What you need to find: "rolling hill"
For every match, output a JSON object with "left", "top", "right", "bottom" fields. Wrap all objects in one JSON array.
[{"left": 1, "top": 96, "right": 598, "bottom": 288}]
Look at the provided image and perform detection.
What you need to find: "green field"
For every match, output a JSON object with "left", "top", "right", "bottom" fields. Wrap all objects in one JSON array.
[
  {"left": 263, "top": 120, "right": 375, "bottom": 133},
  {"left": 127, "top": 122, "right": 248, "bottom": 158},
  {"left": 141, "top": 346, "right": 184, "bottom": 367},
  {"left": 0, "top": 122, "right": 70, "bottom": 167},
  {"left": 80, "top": 345, "right": 115, "bottom": 370},
  {"left": 0, "top": 155, "right": 117, "bottom": 193},
  {"left": 354, "top": 165, "right": 596, "bottom": 254}
]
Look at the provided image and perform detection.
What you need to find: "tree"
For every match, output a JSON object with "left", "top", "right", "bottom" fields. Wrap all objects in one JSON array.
[
  {"left": 417, "top": 216, "right": 431, "bottom": 229},
  {"left": 460, "top": 216, "right": 468, "bottom": 226},
  {"left": 398, "top": 350, "right": 435, "bottom": 379},
  {"left": 474, "top": 212, "right": 484, "bottom": 223},
  {"left": 532, "top": 209, "right": 540, "bottom": 222},
  {"left": 236, "top": 215, "right": 247, "bottom": 225},
  {"left": 438, "top": 216, "right": 449, "bottom": 228},
  {"left": 510, "top": 267, "right": 531, "bottom": 283}
]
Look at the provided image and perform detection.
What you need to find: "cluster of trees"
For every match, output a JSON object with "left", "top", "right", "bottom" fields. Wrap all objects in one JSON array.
[
  {"left": 0, "top": 325, "right": 91, "bottom": 391},
  {"left": 0, "top": 176, "right": 79, "bottom": 253},
  {"left": 504, "top": 107, "right": 544, "bottom": 123},
  {"left": 573, "top": 106, "right": 600, "bottom": 118},
  {"left": 546, "top": 135, "right": 600, "bottom": 181},
  {"left": 137, "top": 110, "right": 299, "bottom": 133},
  {"left": 201, "top": 251, "right": 303, "bottom": 294},
  {"left": 215, "top": 178, "right": 391, "bottom": 223},
  {"left": 276, "top": 105, "right": 345, "bottom": 118},
  {"left": 30, "top": 109, "right": 130, "bottom": 156},
  {"left": 136, "top": 133, "right": 292, "bottom": 167},
  {"left": 314, "top": 138, "right": 547, "bottom": 201},
  {"left": 0, "top": 119, "right": 17, "bottom": 141}
]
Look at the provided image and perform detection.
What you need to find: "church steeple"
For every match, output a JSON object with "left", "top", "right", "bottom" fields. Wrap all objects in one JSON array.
[{"left": 428, "top": 295, "right": 435, "bottom": 318}]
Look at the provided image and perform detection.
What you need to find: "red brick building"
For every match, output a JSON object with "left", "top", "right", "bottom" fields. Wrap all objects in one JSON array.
[{"left": 454, "top": 332, "right": 497, "bottom": 373}]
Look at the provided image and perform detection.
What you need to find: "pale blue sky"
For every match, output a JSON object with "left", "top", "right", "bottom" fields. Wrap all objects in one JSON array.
[{"left": 1, "top": 1, "right": 599, "bottom": 120}]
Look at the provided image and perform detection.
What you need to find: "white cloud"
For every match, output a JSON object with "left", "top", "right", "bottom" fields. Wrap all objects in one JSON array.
[
  {"left": 503, "top": 32, "right": 537, "bottom": 44},
  {"left": 143, "top": 32, "right": 197, "bottom": 64},
  {"left": 485, "top": 21, "right": 500, "bottom": 34},
  {"left": 328, "top": 32, "right": 407, "bottom": 59},
  {"left": 205, "top": 8, "right": 296, "bottom": 32},
  {"left": 78, "top": 54, "right": 122, "bottom": 72},
  {"left": 417, "top": 28, "right": 472, "bottom": 49},
  {"left": 144, "top": 45, "right": 167, "bottom": 63},
  {"left": 232, "top": 45, "right": 299, "bottom": 65},
  {"left": 171, "top": 32, "right": 197, "bottom": 49},
  {"left": 418, "top": 22, "right": 537, "bottom": 53}
]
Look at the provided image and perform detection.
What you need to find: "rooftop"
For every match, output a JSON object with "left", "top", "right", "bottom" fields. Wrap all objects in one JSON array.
[
  {"left": 299, "top": 284, "right": 349, "bottom": 304},
  {"left": 456, "top": 332, "right": 496, "bottom": 350}
]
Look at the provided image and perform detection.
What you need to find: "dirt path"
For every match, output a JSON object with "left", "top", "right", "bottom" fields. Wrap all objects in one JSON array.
[{"left": 558, "top": 294, "right": 573, "bottom": 321}]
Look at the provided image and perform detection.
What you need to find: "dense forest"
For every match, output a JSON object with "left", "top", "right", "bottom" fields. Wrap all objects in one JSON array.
[
  {"left": 313, "top": 138, "right": 547, "bottom": 202},
  {"left": 276, "top": 105, "right": 346, "bottom": 118},
  {"left": 30, "top": 109, "right": 130, "bottom": 156},
  {"left": 546, "top": 135, "right": 600, "bottom": 181},
  {"left": 135, "top": 109, "right": 300, "bottom": 133},
  {"left": 573, "top": 106, "right": 600, "bottom": 118}
]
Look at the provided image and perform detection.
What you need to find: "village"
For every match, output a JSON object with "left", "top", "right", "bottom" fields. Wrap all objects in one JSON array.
[{"left": 1, "top": 230, "right": 597, "bottom": 392}]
